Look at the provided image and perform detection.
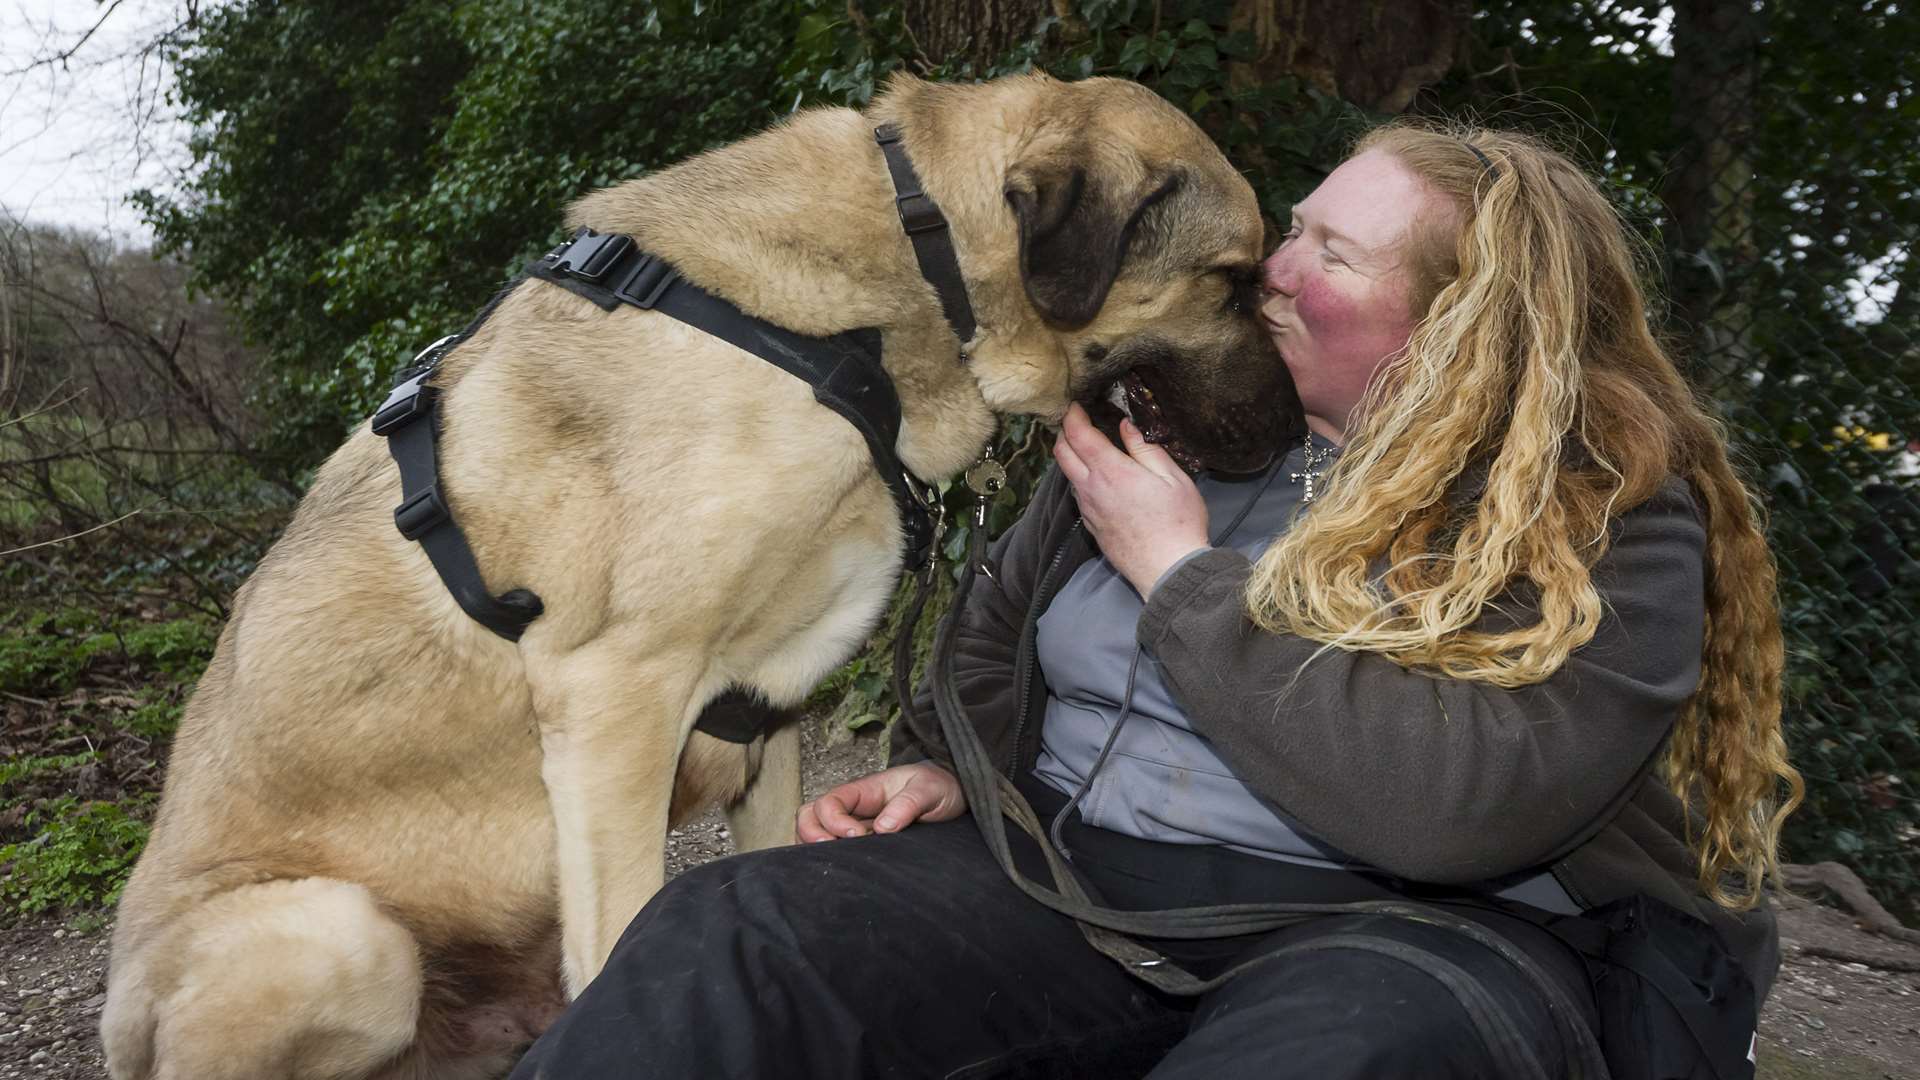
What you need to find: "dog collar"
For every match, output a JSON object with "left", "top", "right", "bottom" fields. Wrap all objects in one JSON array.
[{"left": 874, "top": 124, "right": 977, "bottom": 347}]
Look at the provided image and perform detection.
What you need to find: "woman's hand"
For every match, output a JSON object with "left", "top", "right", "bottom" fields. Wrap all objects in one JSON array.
[
  {"left": 1051, "top": 402, "right": 1210, "bottom": 600},
  {"left": 795, "top": 762, "right": 968, "bottom": 842}
]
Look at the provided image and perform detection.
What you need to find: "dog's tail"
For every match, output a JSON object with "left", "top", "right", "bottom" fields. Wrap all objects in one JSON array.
[{"left": 102, "top": 877, "right": 423, "bottom": 1080}]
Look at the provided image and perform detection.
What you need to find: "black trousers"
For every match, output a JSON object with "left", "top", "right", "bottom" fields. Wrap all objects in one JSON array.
[{"left": 510, "top": 795, "right": 1597, "bottom": 1080}]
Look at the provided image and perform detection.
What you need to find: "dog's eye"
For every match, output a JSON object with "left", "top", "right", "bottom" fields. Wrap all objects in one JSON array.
[{"left": 1222, "top": 270, "right": 1261, "bottom": 313}]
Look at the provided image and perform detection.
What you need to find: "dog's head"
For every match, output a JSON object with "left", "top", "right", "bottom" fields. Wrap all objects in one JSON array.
[{"left": 986, "top": 76, "right": 1300, "bottom": 474}]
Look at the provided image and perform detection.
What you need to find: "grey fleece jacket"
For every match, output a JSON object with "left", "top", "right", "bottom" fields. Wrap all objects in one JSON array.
[{"left": 897, "top": 462, "right": 1779, "bottom": 1000}]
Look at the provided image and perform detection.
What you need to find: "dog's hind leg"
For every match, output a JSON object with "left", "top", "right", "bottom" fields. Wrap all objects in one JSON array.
[
  {"left": 110, "top": 878, "right": 422, "bottom": 1080},
  {"left": 726, "top": 720, "right": 802, "bottom": 852}
]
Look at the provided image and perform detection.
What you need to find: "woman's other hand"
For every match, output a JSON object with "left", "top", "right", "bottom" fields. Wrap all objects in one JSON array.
[
  {"left": 795, "top": 762, "right": 968, "bottom": 842},
  {"left": 1052, "top": 402, "right": 1210, "bottom": 599}
]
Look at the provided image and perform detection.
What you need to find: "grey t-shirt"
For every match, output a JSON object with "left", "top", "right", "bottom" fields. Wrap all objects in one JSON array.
[{"left": 1031, "top": 443, "right": 1578, "bottom": 912}]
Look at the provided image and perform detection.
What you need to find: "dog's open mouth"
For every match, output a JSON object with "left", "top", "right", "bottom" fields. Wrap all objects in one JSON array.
[
  {"left": 1079, "top": 364, "right": 1285, "bottom": 476},
  {"left": 1087, "top": 370, "right": 1205, "bottom": 473}
]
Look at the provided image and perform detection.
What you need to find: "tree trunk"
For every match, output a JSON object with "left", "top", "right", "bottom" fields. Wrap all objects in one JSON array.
[
  {"left": 1227, "top": 0, "right": 1467, "bottom": 113},
  {"left": 1664, "top": 0, "right": 1763, "bottom": 385},
  {"left": 901, "top": 0, "right": 1057, "bottom": 71},
  {"left": 903, "top": 1, "right": 1464, "bottom": 112}
]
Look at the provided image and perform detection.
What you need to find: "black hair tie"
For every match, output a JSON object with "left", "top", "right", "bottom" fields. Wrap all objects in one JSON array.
[{"left": 1464, "top": 141, "right": 1501, "bottom": 180}]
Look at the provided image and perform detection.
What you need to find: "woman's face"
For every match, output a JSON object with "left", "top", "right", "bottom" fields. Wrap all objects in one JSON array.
[{"left": 1259, "top": 149, "right": 1440, "bottom": 442}]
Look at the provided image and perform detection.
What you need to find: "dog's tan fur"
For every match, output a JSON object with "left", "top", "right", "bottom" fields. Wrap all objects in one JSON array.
[{"left": 101, "top": 72, "right": 1288, "bottom": 1080}]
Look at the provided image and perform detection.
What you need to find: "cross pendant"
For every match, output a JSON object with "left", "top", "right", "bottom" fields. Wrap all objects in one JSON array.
[{"left": 1290, "top": 468, "right": 1323, "bottom": 503}]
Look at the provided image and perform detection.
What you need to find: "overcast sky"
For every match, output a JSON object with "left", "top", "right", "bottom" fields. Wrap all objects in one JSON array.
[{"left": 1, "top": 0, "right": 196, "bottom": 242}]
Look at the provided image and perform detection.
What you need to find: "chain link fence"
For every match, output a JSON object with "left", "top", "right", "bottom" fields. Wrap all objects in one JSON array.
[{"left": 1664, "top": 2, "right": 1919, "bottom": 912}]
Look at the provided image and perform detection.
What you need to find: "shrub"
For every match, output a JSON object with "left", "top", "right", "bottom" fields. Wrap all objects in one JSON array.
[{"left": 0, "top": 796, "right": 155, "bottom": 917}]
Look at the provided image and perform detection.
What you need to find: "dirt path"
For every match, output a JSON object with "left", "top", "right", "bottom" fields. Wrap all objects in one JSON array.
[{"left": 5, "top": 723, "right": 1916, "bottom": 1079}]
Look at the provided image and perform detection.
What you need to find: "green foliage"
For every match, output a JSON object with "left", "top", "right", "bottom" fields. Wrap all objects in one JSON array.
[
  {"left": 1065, "top": 2, "right": 1372, "bottom": 216},
  {"left": 109, "top": 620, "right": 221, "bottom": 682},
  {"left": 1720, "top": 24, "right": 1920, "bottom": 900},
  {"left": 0, "top": 611, "right": 199, "bottom": 919},
  {"left": 0, "top": 796, "right": 155, "bottom": 916},
  {"left": 0, "top": 613, "right": 217, "bottom": 696},
  {"left": 0, "top": 752, "right": 103, "bottom": 790},
  {"left": 142, "top": 0, "right": 801, "bottom": 471},
  {"left": 0, "top": 611, "right": 100, "bottom": 695},
  {"left": 119, "top": 692, "right": 188, "bottom": 742}
]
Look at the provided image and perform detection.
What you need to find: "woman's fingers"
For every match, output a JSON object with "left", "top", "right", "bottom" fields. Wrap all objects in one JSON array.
[
  {"left": 874, "top": 783, "right": 942, "bottom": 833},
  {"left": 1060, "top": 402, "right": 1128, "bottom": 474},
  {"left": 795, "top": 763, "right": 967, "bottom": 841},
  {"left": 797, "top": 790, "right": 861, "bottom": 842},
  {"left": 1059, "top": 404, "right": 1182, "bottom": 487},
  {"left": 1052, "top": 405, "right": 1209, "bottom": 598},
  {"left": 795, "top": 799, "right": 834, "bottom": 843},
  {"left": 798, "top": 775, "right": 885, "bottom": 841},
  {"left": 1118, "top": 417, "right": 1183, "bottom": 483},
  {"left": 886, "top": 764, "right": 967, "bottom": 829},
  {"left": 1051, "top": 420, "right": 1089, "bottom": 483}
]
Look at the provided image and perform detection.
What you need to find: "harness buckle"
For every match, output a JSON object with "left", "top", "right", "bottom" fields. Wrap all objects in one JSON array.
[
  {"left": 393, "top": 485, "right": 450, "bottom": 540},
  {"left": 875, "top": 125, "right": 945, "bottom": 233},
  {"left": 370, "top": 374, "right": 439, "bottom": 437},
  {"left": 611, "top": 253, "right": 678, "bottom": 309},
  {"left": 895, "top": 192, "right": 947, "bottom": 236},
  {"left": 547, "top": 228, "right": 635, "bottom": 283}
]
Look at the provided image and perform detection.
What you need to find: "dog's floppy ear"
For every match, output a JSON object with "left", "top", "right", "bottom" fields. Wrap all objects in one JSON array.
[{"left": 1005, "top": 159, "right": 1182, "bottom": 329}]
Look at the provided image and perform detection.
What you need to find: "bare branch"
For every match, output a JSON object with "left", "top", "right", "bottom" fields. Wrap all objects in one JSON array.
[
  {"left": 1, "top": 0, "right": 132, "bottom": 78},
  {"left": 0, "top": 505, "right": 148, "bottom": 558},
  {"left": 1, "top": 387, "right": 89, "bottom": 429}
]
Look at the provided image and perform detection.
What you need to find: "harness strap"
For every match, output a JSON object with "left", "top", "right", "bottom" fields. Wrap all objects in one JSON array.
[
  {"left": 372, "top": 286, "right": 544, "bottom": 641},
  {"left": 525, "top": 229, "right": 940, "bottom": 573},
  {"left": 694, "top": 686, "right": 796, "bottom": 745},
  {"left": 874, "top": 124, "right": 977, "bottom": 345}
]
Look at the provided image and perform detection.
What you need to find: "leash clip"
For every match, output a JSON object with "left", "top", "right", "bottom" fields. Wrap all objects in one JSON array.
[
  {"left": 907, "top": 478, "right": 946, "bottom": 574},
  {"left": 963, "top": 446, "right": 1007, "bottom": 584}
]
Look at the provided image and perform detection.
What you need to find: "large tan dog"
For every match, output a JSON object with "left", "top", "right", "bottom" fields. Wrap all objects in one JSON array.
[{"left": 101, "top": 72, "right": 1293, "bottom": 1079}]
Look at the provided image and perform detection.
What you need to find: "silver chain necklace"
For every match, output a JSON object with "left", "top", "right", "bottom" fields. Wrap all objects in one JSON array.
[{"left": 1289, "top": 432, "right": 1340, "bottom": 503}]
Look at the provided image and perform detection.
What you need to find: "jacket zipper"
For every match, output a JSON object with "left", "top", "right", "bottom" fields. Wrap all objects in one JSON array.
[{"left": 1007, "top": 518, "right": 1083, "bottom": 775}]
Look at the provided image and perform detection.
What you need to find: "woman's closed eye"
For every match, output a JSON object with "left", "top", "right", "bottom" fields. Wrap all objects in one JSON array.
[{"left": 1274, "top": 225, "right": 1345, "bottom": 270}]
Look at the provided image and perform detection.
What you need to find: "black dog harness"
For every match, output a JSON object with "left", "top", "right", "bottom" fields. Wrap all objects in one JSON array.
[
  {"left": 523, "top": 228, "right": 941, "bottom": 578},
  {"left": 372, "top": 125, "right": 974, "bottom": 741}
]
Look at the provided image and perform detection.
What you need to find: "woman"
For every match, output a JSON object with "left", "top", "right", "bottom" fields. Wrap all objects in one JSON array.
[{"left": 510, "top": 122, "right": 1801, "bottom": 1079}]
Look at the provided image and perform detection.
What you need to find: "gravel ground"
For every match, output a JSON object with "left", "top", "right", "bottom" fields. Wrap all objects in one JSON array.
[{"left": 4, "top": 722, "right": 1916, "bottom": 1079}]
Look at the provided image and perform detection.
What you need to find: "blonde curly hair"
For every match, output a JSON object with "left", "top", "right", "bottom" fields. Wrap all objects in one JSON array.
[{"left": 1245, "top": 120, "right": 1803, "bottom": 909}]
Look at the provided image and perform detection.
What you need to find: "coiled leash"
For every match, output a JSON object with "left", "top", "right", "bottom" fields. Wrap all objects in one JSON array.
[{"left": 910, "top": 476, "right": 1614, "bottom": 1080}]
